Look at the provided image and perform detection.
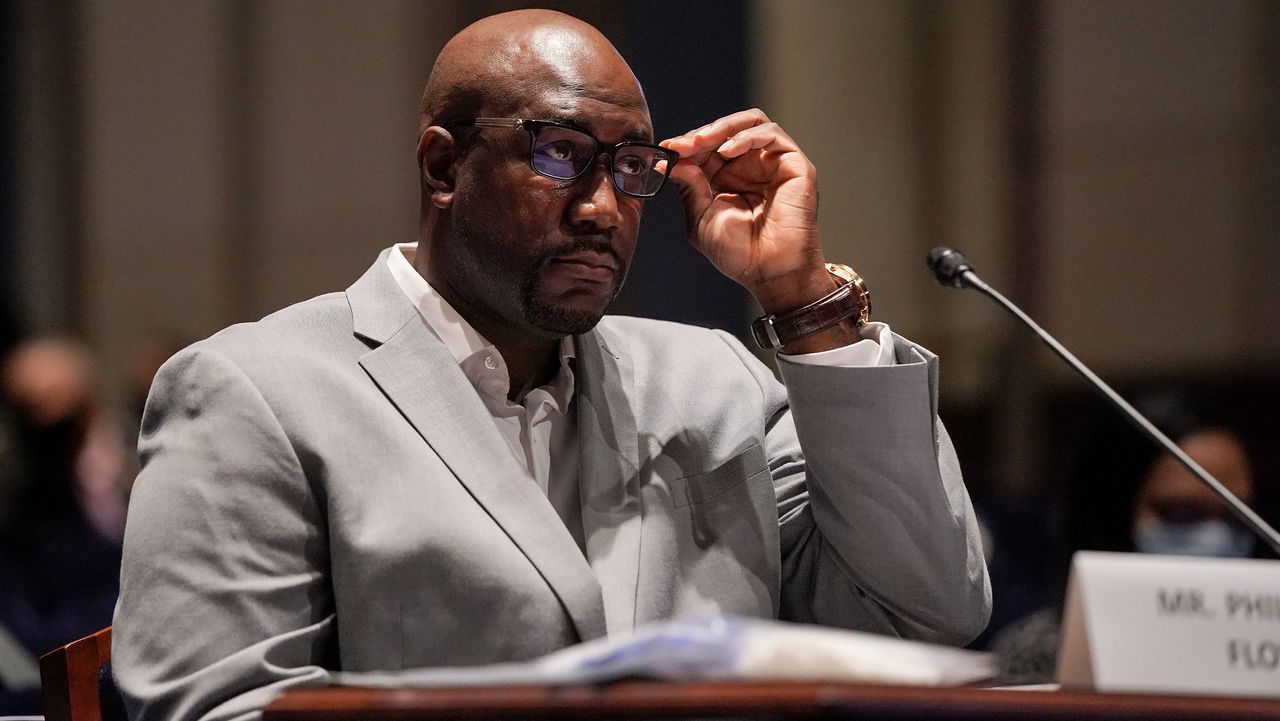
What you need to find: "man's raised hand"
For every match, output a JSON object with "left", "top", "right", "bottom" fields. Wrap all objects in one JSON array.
[{"left": 661, "top": 109, "right": 835, "bottom": 316}]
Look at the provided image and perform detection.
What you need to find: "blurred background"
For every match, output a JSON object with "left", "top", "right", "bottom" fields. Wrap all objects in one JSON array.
[{"left": 1, "top": 0, "right": 1278, "bottom": 706}]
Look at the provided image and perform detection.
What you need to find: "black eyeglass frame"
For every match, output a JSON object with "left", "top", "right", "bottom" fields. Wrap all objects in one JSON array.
[{"left": 451, "top": 117, "right": 679, "bottom": 198}]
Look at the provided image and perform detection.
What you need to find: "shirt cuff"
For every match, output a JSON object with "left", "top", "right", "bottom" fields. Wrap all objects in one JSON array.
[{"left": 778, "top": 322, "right": 897, "bottom": 367}]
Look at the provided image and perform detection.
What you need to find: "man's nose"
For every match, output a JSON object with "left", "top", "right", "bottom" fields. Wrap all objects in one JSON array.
[{"left": 567, "top": 159, "right": 624, "bottom": 230}]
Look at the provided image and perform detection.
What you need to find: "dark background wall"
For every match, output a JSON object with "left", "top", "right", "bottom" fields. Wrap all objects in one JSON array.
[{"left": 1, "top": 2, "right": 20, "bottom": 354}]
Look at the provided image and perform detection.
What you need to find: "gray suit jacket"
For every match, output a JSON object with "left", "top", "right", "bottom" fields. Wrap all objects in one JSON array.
[{"left": 113, "top": 250, "right": 990, "bottom": 721}]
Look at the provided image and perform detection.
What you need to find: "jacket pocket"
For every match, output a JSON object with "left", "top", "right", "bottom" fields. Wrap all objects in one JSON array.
[{"left": 670, "top": 442, "right": 769, "bottom": 509}]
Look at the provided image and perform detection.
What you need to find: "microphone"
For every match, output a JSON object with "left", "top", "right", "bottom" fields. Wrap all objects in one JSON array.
[
  {"left": 927, "top": 247, "right": 977, "bottom": 289},
  {"left": 927, "top": 247, "right": 1280, "bottom": 556}
]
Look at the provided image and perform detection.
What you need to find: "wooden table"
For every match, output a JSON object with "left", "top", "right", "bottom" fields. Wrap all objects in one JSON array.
[{"left": 263, "top": 680, "right": 1280, "bottom": 720}]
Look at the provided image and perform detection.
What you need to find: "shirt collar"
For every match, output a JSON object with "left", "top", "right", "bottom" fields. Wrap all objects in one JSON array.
[{"left": 386, "top": 243, "right": 576, "bottom": 407}]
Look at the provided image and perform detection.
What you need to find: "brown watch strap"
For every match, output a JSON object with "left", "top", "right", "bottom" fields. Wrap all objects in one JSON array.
[{"left": 750, "top": 264, "right": 871, "bottom": 350}]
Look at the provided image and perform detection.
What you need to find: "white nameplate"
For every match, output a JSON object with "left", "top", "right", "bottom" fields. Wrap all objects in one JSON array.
[{"left": 1058, "top": 551, "right": 1280, "bottom": 697}]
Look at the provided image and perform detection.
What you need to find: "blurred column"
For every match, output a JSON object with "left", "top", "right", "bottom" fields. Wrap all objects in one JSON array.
[
  {"left": 239, "top": 1, "right": 454, "bottom": 318},
  {"left": 76, "top": 0, "right": 234, "bottom": 401},
  {"left": 994, "top": 0, "right": 1047, "bottom": 497},
  {"left": 1252, "top": 2, "right": 1280, "bottom": 359},
  {"left": 9, "top": 0, "right": 84, "bottom": 339},
  {"left": 1040, "top": 0, "right": 1275, "bottom": 376}
]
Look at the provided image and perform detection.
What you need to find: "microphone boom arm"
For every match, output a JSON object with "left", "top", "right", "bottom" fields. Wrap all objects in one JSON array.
[{"left": 943, "top": 259, "right": 1280, "bottom": 557}]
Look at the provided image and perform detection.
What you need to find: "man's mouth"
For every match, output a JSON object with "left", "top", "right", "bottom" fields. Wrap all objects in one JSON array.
[
  {"left": 551, "top": 250, "right": 617, "bottom": 271},
  {"left": 545, "top": 250, "right": 619, "bottom": 283}
]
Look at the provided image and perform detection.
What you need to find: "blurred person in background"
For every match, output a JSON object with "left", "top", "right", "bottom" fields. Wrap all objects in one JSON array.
[
  {"left": 989, "top": 392, "right": 1264, "bottom": 684},
  {"left": 0, "top": 337, "right": 129, "bottom": 672},
  {"left": 1065, "top": 391, "right": 1257, "bottom": 559}
]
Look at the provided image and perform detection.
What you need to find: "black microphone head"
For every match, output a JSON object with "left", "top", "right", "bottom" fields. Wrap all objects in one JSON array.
[{"left": 927, "top": 247, "right": 975, "bottom": 288}]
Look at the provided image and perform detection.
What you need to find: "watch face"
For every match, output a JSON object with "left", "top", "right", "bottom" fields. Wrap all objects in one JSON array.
[{"left": 825, "top": 262, "right": 858, "bottom": 285}]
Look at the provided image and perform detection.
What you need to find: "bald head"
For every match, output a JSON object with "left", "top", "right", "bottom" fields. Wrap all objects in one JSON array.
[{"left": 419, "top": 10, "right": 647, "bottom": 135}]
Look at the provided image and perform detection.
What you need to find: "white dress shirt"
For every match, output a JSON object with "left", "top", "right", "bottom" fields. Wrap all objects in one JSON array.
[{"left": 385, "top": 242, "right": 896, "bottom": 554}]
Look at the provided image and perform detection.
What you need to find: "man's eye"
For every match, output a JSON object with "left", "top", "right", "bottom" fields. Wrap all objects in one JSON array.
[
  {"left": 536, "top": 141, "right": 577, "bottom": 161},
  {"left": 614, "top": 154, "right": 648, "bottom": 176}
]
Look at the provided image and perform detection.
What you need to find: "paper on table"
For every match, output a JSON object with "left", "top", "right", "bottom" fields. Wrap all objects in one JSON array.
[{"left": 333, "top": 615, "right": 995, "bottom": 689}]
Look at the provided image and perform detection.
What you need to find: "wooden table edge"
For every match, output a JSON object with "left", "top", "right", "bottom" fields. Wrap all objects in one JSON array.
[{"left": 264, "top": 679, "right": 1280, "bottom": 720}]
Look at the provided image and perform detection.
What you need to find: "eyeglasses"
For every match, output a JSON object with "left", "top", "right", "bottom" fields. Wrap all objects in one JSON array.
[{"left": 453, "top": 118, "right": 678, "bottom": 198}]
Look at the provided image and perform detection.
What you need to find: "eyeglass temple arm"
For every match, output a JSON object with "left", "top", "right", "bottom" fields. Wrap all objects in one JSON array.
[{"left": 471, "top": 118, "right": 524, "bottom": 129}]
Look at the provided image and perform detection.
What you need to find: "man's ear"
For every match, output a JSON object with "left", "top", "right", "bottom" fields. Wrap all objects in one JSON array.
[{"left": 417, "top": 126, "right": 459, "bottom": 209}]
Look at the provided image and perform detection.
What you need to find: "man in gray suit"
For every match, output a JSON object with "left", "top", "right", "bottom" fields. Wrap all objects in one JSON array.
[{"left": 114, "top": 9, "right": 990, "bottom": 721}]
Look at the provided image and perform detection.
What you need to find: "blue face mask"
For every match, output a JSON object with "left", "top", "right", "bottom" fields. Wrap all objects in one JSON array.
[{"left": 1134, "top": 519, "right": 1256, "bottom": 558}]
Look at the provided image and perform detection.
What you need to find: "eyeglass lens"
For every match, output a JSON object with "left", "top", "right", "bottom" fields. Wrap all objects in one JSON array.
[{"left": 530, "top": 125, "right": 673, "bottom": 197}]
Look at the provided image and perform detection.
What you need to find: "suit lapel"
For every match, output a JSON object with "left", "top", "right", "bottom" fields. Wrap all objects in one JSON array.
[
  {"left": 347, "top": 252, "right": 607, "bottom": 642},
  {"left": 574, "top": 327, "right": 643, "bottom": 635}
]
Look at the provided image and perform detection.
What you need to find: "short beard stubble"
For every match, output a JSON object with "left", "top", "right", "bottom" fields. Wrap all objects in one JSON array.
[{"left": 519, "top": 238, "right": 628, "bottom": 335}]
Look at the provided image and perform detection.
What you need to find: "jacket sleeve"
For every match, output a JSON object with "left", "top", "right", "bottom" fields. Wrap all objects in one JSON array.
[
  {"left": 113, "top": 346, "right": 333, "bottom": 721},
  {"left": 718, "top": 330, "right": 991, "bottom": 645}
]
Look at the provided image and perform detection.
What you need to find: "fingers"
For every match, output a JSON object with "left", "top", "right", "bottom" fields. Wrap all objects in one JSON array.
[
  {"left": 661, "top": 108, "right": 770, "bottom": 155},
  {"left": 714, "top": 122, "right": 801, "bottom": 159},
  {"left": 661, "top": 108, "right": 801, "bottom": 163},
  {"left": 660, "top": 108, "right": 815, "bottom": 238}
]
